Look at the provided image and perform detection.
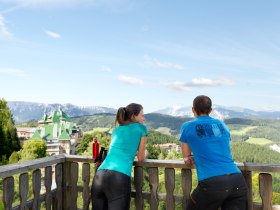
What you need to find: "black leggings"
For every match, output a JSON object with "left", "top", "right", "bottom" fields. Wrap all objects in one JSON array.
[{"left": 91, "top": 170, "right": 131, "bottom": 210}]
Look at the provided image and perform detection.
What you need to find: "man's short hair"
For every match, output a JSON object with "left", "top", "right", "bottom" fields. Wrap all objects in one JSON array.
[{"left": 193, "top": 95, "right": 212, "bottom": 115}]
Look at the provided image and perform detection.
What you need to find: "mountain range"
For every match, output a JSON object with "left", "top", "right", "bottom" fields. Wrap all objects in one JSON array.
[{"left": 7, "top": 101, "right": 280, "bottom": 123}]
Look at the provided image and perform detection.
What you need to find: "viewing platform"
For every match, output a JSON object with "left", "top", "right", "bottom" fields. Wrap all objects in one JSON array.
[{"left": 0, "top": 154, "right": 280, "bottom": 210}]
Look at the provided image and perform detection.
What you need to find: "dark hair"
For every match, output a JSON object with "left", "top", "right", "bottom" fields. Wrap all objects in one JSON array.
[
  {"left": 115, "top": 103, "right": 143, "bottom": 125},
  {"left": 193, "top": 95, "right": 212, "bottom": 115}
]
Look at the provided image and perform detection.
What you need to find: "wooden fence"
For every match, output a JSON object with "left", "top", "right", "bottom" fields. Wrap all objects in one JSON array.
[{"left": 0, "top": 155, "right": 280, "bottom": 210}]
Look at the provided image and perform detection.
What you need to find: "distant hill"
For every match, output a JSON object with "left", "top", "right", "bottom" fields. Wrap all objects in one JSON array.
[
  {"left": 71, "top": 113, "right": 280, "bottom": 142},
  {"left": 7, "top": 101, "right": 280, "bottom": 123},
  {"left": 8, "top": 101, "right": 117, "bottom": 123},
  {"left": 155, "top": 105, "right": 280, "bottom": 119}
]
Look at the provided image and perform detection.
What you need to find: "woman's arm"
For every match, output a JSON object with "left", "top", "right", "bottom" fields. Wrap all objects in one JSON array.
[{"left": 137, "top": 136, "right": 147, "bottom": 162}]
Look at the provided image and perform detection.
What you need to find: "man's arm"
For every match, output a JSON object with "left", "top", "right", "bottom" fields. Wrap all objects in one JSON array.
[{"left": 181, "top": 142, "right": 194, "bottom": 167}]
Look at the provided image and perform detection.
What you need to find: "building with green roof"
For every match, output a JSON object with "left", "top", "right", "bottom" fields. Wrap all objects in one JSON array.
[{"left": 31, "top": 107, "right": 82, "bottom": 155}]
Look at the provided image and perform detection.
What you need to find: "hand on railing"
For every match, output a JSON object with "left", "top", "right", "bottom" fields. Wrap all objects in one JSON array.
[{"left": 183, "top": 155, "right": 195, "bottom": 167}]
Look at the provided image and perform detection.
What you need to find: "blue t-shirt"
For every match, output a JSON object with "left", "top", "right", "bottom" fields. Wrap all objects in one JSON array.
[
  {"left": 180, "top": 116, "right": 240, "bottom": 181},
  {"left": 98, "top": 123, "right": 148, "bottom": 177}
]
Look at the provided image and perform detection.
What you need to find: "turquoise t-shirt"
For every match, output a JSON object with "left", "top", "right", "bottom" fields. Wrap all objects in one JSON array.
[
  {"left": 180, "top": 116, "right": 240, "bottom": 181},
  {"left": 98, "top": 123, "right": 148, "bottom": 177}
]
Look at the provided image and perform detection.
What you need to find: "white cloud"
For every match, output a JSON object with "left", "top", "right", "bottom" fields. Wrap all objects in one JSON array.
[
  {"left": 0, "top": 0, "right": 95, "bottom": 8},
  {"left": 163, "top": 81, "right": 191, "bottom": 91},
  {"left": 0, "top": 68, "right": 26, "bottom": 77},
  {"left": 144, "top": 55, "right": 184, "bottom": 70},
  {"left": 0, "top": 15, "right": 13, "bottom": 39},
  {"left": 191, "top": 77, "right": 234, "bottom": 86},
  {"left": 99, "top": 65, "right": 112, "bottom": 72},
  {"left": 45, "top": 30, "right": 61, "bottom": 39},
  {"left": 118, "top": 75, "right": 143, "bottom": 85},
  {"left": 163, "top": 77, "right": 234, "bottom": 91}
]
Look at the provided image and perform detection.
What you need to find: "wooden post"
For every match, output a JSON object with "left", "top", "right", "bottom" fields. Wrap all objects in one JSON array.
[
  {"left": 148, "top": 167, "right": 159, "bottom": 210},
  {"left": 32, "top": 169, "right": 41, "bottom": 210},
  {"left": 45, "top": 166, "right": 52, "bottom": 210},
  {"left": 242, "top": 170, "right": 253, "bottom": 210},
  {"left": 3, "top": 176, "right": 14, "bottom": 210},
  {"left": 181, "top": 169, "right": 192, "bottom": 210},
  {"left": 63, "top": 161, "right": 71, "bottom": 209},
  {"left": 165, "top": 168, "right": 175, "bottom": 210},
  {"left": 70, "top": 162, "right": 79, "bottom": 210},
  {"left": 259, "top": 173, "right": 272, "bottom": 210},
  {"left": 19, "top": 173, "right": 29, "bottom": 210},
  {"left": 134, "top": 166, "right": 144, "bottom": 210},
  {"left": 82, "top": 163, "right": 90, "bottom": 210},
  {"left": 55, "top": 163, "right": 63, "bottom": 210}
]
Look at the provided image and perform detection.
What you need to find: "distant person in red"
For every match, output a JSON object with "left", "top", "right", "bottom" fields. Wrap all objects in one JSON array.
[{"left": 180, "top": 95, "right": 248, "bottom": 210}]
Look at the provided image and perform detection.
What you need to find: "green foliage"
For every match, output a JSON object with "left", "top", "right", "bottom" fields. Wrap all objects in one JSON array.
[
  {"left": 246, "top": 126, "right": 280, "bottom": 142},
  {"left": 77, "top": 131, "right": 111, "bottom": 156},
  {"left": 145, "top": 113, "right": 192, "bottom": 136},
  {"left": 9, "top": 151, "right": 21, "bottom": 164},
  {"left": 72, "top": 113, "right": 193, "bottom": 135},
  {"left": 272, "top": 192, "right": 280, "bottom": 204},
  {"left": 227, "top": 119, "right": 280, "bottom": 143},
  {"left": 72, "top": 114, "right": 115, "bottom": 132},
  {"left": 77, "top": 133, "right": 94, "bottom": 154},
  {"left": 273, "top": 174, "right": 280, "bottom": 192},
  {"left": 231, "top": 142, "right": 280, "bottom": 164},
  {"left": 147, "top": 130, "right": 179, "bottom": 144},
  {"left": 146, "top": 143, "right": 160, "bottom": 159},
  {"left": 19, "top": 139, "right": 47, "bottom": 162},
  {"left": 0, "top": 98, "right": 21, "bottom": 164}
]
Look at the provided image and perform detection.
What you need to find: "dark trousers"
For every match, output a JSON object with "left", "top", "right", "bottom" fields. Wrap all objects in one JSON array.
[
  {"left": 91, "top": 169, "right": 131, "bottom": 210},
  {"left": 187, "top": 173, "right": 248, "bottom": 210}
]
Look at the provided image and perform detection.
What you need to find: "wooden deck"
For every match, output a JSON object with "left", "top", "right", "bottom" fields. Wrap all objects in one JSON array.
[{"left": 0, "top": 154, "right": 280, "bottom": 210}]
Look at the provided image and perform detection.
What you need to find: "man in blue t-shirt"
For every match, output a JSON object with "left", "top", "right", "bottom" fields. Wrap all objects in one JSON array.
[{"left": 180, "top": 95, "right": 248, "bottom": 210}]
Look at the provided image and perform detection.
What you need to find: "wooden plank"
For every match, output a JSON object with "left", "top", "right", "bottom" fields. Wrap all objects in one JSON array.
[
  {"left": 181, "top": 169, "right": 192, "bottom": 210},
  {"left": 134, "top": 166, "right": 144, "bottom": 210},
  {"left": 242, "top": 170, "right": 253, "bottom": 210},
  {"left": 45, "top": 166, "right": 52, "bottom": 210},
  {"left": 19, "top": 173, "right": 29, "bottom": 210},
  {"left": 165, "top": 168, "right": 175, "bottom": 210},
  {"left": 238, "top": 162, "right": 280, "bottom": 173},
  {"left": 32, "top": 169, "right": 41, "bottom": 210},
  {"left": 0, "top": 155, "right": 65, "bottom": 178},
  {"left": 148, "top": 167, "right": 159, "bottom": 210},
  {"left": 63, "top": 161, "right": 71, "bottom": 210},
  {"left": 54, "top": 163, "right": 63, "bottom": 210},
  {"left": 64, "top": 155, "right": 95, "bottom": 163},
  {"left": 70, "top": 162, "right": 79, "bottom": 210},
  {"left": 259, "top": 173, "right": 272, "bottom": 210},
  {"left": 3, "top": 176, "right": 14, "bottom": 210},
  {"left": 82, "top": 163, "right": 90, "bottom": 210},
  {"left": 134, "top": 159, "right": 192, "bottom": 169}
]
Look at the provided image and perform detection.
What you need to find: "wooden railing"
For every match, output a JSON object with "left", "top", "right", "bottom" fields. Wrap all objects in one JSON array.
[{"left": 0, "top": 155, "right": 280, "bottom": 210}]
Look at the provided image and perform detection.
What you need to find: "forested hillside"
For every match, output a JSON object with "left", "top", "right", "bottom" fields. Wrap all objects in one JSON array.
[{"left": 72, "top": 114, "right": 280, "bottom": 144}]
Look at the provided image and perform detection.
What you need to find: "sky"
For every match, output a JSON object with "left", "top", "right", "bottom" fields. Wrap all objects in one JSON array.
[{"left": 1, "top": 0, "right": 280, "bottom": 113}]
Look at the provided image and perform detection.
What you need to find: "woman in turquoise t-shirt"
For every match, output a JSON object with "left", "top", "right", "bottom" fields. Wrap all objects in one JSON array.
[{"left": 91, "top": 103, "right": 148, "bottom": 210}]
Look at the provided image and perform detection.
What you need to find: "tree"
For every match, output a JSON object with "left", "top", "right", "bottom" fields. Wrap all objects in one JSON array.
[
  {"left": 9, "top": 151, "right": 21, "bottom": 164},
  {"left": 19, "top": 139, "right": 47, "bottom": 162},
  {"left": 146, "top": 143, "right": 160, "bottom": 159},
  {"left": 0, "top": 98, "right": 21, "bottom": 163}
]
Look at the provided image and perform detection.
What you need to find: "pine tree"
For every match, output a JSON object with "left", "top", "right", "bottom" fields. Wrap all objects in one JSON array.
[{"left": 0, "top": 98, "right": 21, "bottom": 163}]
